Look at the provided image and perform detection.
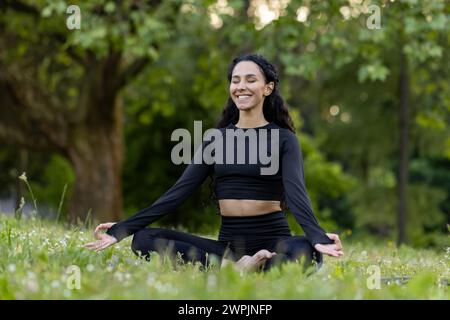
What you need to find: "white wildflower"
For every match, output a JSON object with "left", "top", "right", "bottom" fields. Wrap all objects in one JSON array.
[
  {"left": 146, "top": 273, "right": 156, "bottom": 285},
  {"left": 7, "top": 264, "right": 16, "bottom": 272},
  {"left": 114, "top": 272, "right": 124, "bottom": 282},
  {"left": 360, "top": 250, "right": 368, "bottom": 260},
  {"left": 86, "top": 264, "right": 95, "bottom": 272},
  {"left": 206, "top": 274, "right": 217, "bottom": 289},
  {"left": 25, "top": 279, "right": 39, "bottom": 293},
  {"left": 19, "top": 172, "right": 28, "bottom": 182}
]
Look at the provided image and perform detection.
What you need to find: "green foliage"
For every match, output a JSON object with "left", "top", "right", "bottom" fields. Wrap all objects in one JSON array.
[
  {"left": 285, "top": 114, "right": 358, "bottom": 235},
  {"left": 0, "top": 0, "right": 448, "bottom": 246},
  {"left": 358, "top": 60, "right": 390, "bottom": 82},
  {"left": 29, "top": 155, "right": 75, "bottom": 219}
]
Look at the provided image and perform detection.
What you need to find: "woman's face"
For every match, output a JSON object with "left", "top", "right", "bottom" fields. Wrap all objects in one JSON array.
[{"left": 230, "top": 61, "right": 274, "bottom": 111}]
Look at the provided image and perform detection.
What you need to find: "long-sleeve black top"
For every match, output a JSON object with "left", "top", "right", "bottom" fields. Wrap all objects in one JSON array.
[{"left": 107, "top": 122, "right": 333, "bottom": 246}]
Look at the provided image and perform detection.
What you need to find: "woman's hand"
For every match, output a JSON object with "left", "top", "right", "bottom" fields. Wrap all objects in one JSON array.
[
  {"left": 84, "top": 222, "right": 118, "bottom": 252},
  {"left": 314, "top": 233, "right": 344, "bottom": 258}
]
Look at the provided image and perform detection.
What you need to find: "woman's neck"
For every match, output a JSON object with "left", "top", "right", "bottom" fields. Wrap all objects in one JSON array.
[{"left": 236, "top": 110, "right": 268, "bottom": 129}]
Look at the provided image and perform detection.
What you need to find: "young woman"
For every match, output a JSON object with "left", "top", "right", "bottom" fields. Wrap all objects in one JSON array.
[{"left": 85, "top": 54, "right": 343, "bottom": 272}]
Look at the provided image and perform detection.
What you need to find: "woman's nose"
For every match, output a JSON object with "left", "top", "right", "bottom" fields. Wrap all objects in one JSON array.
[{"left": 237, "top": 81, "right": 247, "bottom": 90}]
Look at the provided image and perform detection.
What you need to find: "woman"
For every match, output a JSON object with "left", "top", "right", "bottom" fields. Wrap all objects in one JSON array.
[{"left": 85, "top": 54, "right": 343, "bottom": 272}]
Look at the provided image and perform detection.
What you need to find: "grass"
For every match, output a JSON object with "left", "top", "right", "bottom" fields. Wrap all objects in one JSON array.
[{"left": 0, "top": 214, "right": 448, "bottom": 300}]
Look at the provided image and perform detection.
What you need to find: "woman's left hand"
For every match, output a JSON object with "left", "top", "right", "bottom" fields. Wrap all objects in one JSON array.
[
  {"left": 314, "top": 233, "right": 344, "bottom": 258},
  {"left": 84, "top": 222, "right": 118, "bottom": 252}
]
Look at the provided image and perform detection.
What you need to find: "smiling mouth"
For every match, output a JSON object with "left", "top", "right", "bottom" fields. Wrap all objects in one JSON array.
[{"left": 236, "top": 95, "right": 252, "bottom": 101}]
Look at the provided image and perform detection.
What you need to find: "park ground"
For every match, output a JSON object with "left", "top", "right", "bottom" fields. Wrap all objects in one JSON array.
[{"left": 0, "top": 215, "right": 448, "bottom": 299}]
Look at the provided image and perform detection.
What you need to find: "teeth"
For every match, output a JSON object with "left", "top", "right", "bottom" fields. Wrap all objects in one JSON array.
[{"left": 238, "top": 95, "right": 251, "bottom": 100}]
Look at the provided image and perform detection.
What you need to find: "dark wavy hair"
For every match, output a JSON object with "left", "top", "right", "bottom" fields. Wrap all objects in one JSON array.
[{"left": 208, "top": 53, "right": 296, "bottom": 214}]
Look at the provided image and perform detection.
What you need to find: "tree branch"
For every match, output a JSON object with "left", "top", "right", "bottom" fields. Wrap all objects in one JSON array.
[
  {"left": 0, "top": 122, "right": 55, "bottom": 151},
  {"left": 69, "top": 49, "right": 124, "bottom": 124},
  {"left": 0, "top": 63, "right": 69, "bottom": 150},
  {"left": 0, "top": 0, "right": 39, "bottom": 16},
  {"left": 1, "top": 1, "right": 87, "bottom": 67},
  {"left": 51, "top": 32, "right": 87, "bottom": 66},
  {"left": 116, "top": 56, "right": 151, "bottom": 90}
]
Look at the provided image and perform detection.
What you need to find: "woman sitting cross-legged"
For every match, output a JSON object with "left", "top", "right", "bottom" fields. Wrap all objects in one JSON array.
[{"left": 85, "top": 53, "right": 344, "bottom": 272}]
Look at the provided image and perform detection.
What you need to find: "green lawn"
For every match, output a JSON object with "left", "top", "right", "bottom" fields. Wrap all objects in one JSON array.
[{"left": 0, "top": 215, "right": 448, "bottom": 299}]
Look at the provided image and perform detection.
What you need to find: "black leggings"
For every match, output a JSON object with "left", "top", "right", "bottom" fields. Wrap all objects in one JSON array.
[{"left": 130, "top": 211, "right": 323, "bottom": 271}]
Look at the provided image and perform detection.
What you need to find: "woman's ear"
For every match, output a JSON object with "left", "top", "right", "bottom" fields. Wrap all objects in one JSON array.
[{"left": 265, "top": 82, "right": 275, "bottom": 96}]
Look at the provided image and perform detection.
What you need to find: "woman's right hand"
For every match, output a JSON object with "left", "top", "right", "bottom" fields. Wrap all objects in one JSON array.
[
  {"left": 314, "top": 233, "right": 344, "bottom": 258},
  {"left": 84, "top": 222, "right": 118, "bottom": 252}
]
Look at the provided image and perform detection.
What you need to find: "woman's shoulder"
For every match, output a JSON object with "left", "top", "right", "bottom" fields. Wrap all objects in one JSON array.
[{"left": 269, "top": 123, "right": 296, "bottom": 140}]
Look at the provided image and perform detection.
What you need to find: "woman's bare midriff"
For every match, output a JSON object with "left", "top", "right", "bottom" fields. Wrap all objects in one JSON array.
[{"left": 219, "top": 199, "right": 282, "bottom": 217}]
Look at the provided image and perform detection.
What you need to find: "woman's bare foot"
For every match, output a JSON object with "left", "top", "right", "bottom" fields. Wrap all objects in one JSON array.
[{"left": 234, "top": 249, "right": 277, "bottom": 272}]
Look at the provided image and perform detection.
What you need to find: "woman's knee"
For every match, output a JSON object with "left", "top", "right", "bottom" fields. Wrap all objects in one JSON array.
[
  {"left": 294, "top": 237, "right": 323, "bottom": 268},
  {"left": 279, "top": 236, "right": 321, "bottom": 265},
  {"left": 131, "top": 228, "right": 170, "bottom": 257},
  {"left": 131, "top": 228, "right": 154, "bottom": 255},
  {"left": 294, "top": 237, "right": 314, "bottom": 256}
]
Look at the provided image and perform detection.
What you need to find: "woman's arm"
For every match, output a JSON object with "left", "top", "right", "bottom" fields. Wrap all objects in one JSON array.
[
  {"left": 281, "top": 131, "right": 335, "bottom": 247},
  {"left": 106, "top": 140, "right": 214, "bottom": 242}
]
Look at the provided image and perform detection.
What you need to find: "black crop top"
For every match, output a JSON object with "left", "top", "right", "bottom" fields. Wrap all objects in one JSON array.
[{"left": 106, "top": 122, "right": 334, "bottom": 246}]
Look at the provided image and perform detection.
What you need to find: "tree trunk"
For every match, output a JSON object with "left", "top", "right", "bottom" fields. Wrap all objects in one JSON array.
[
  {"left": 67, "top": 101, "right": 124, "bottom": 224},
  {"left": 64, "top": 51, "right": 125, "bottom": 224},
  {"left": 397, "top": 48, "right": 409, "bottom": 246}
]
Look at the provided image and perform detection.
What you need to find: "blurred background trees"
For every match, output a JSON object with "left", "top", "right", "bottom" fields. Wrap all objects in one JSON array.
[{"left": 0, "top": 0, "right": 448, "bottom": 247}]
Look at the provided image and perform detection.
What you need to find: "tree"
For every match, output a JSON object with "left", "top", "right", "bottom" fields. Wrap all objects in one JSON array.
[
  {"left": 0, "top": 0, "right": 177, "bottom": 222},
  {"left": 261, "top": 0, "right": 448, "bottom": 244}
]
